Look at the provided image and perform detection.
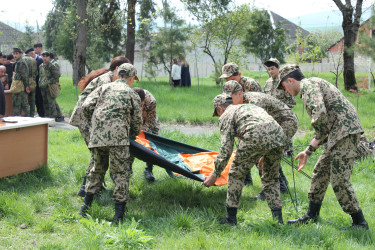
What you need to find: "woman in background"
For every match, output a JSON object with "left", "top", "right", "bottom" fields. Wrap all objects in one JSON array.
[{"left": 180, "top": 58, "right": 191, "bottom": 87}]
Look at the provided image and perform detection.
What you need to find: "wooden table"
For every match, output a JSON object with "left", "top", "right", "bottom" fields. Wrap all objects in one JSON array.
[{"left": 0, "top": 117, "right": 54, "bottom": 178}]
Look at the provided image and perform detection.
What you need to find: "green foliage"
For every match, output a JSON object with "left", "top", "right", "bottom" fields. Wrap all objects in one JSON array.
[
  {"left": 43, "top": 0, "right": 124, "bottom": 70},
  {"left": 137, "top": 0, "right": 157, "bottom": 50},
  {"left": 356, "top": 9, "right": 375, "bottom": 63},
  {"left": 242, "top": 9, "right": 289, "bottom": 65},
  {"left": 145, "top": 0, "right": 190, "bottom": 84},
  {"left": 16, "top": 21, "right": 36, "bottom": 51}
]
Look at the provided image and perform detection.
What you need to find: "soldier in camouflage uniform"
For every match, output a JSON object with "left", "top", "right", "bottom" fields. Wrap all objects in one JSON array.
[
  {"left": 39, "top": 51, "right": 63, "bottom": 120},
  {"left": 220, "top": 62, "right": 262, "bottom": 185},
  {"left": 70, "top": 56, "right": 131, "bottom": 197},
  {"left": 277, "top": 64, "right": 369, "bottom": 230},
  {"left": 263, "top": 58, "right": 296, "bottom": 108},
  {"left": 133, "top": 87, "right": 174, "bottom": 182},
  {"left": 203, "top": 94, "right": 286, "bottom": 225},
  {"left": 48, "top": 52, "right": 64, "bottom": 122},
  {"left": 12, "top": 48, "right": 30, "bottom": 116},
  {"left": 79, "top": 63, "right": 142, "bottom": 224},
  {"left": 24, "top": 48, "right": 38, "bottom": 117},
  {"left": 223, "top": 80, "right": 298, "bottom": 197},
  {"left": 220, "top": 62, "right": 262, "bottom": 93}
]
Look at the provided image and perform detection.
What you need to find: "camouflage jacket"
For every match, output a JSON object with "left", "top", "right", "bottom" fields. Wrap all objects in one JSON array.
[
  {"left": 264, "top": 76, "right": 296, "bottom": 108},
  {"left": 13, "top": 56, "right": 29, "bottom": 88},
  {"left": 24, "top": 55, "right": 37, "bottom": 81},
  {"left": 242, "top": 92, "right": 298, "bottom": 138},
  {"left": 213, "top": 104, "right": 285, "bottom": 177},
  {"left": 300, "top": 77, "right": 364, "bottom": 151},
  {"left": 142, "top": 89, "right": 160, "bottom": 134},
  {"left": 51, "top": 60, "right": 61, "bottom": 78},
  {"left": 239, "top": 76, "right": 262, "bottom": 92},
  {"left": 82, "top": 79, "right": 142, "bottom": 148},
  {"left": 70, "top": 71, "right": 114, "bottom": 127},
  {"left": 39, "top": 61, "right": 60, "bottom": 88}
]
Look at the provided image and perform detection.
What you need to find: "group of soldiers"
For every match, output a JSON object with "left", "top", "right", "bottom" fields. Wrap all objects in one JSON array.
[
  {"left": 203, "top": 59, "right": 369, "bottom": 230},
  {"left": 71, "top": 55, "right": 369, "bottom": 230},
  {"left": 9, "top": 47, "right": 63, "bottom": 121}
]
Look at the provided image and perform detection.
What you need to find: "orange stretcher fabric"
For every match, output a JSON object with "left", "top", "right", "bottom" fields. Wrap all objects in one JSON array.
[{"left": 179, "top": 152, "right": 234, "bottom": 186}]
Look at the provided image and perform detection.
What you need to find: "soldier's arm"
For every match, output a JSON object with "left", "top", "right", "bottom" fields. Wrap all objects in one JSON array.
[
  {"left": 213, "top": 118, "right": 235, "bottom": 177},
  {"left": 303, "top": 83, "right": 329, "bottom": 140},
  {"left": 17, "top": 61, "right": 29, "bottom": 88},
  {"left": 144, "top": 101, "right": 159, "bottom": 134},
  {"left": 252, "top": 79, "right": 262, "bottom": 92},
  {"left": 47, "top": 64, "right": 60, "bottom": 84},
  {"left": 129, "top": 92, "right": 143, "bottom": 139},
  {"left": 81, "top": 86, "right": 101, "bottom": 120}
]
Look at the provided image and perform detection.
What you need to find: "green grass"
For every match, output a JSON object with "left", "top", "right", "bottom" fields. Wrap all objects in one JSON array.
[
  {"left": 0, "top": 129, "right": 374, "bottom": 248},
  {"left": 58, "top": 72, "right": 375, "bottom": 137}
]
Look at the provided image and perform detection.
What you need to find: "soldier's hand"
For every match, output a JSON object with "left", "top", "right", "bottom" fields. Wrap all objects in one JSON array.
[
  {"left": 257, "top": 156, "right": 264, "bottom": 169},
  {"left": 295, "top": 152, "right": 309, "bottom": 171},
  {"left": 203, "top": 174, "right": 217, "bottom": 187},
  {"left": 26, "top": 86, "right": 30, "bottom": 94},
  {"left": 310, "top": 138, "right": 321, "bottom": 149}
]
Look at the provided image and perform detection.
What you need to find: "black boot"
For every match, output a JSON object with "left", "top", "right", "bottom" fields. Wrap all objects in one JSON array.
[
  {"left": 350, "top": 210, "right": 369, "bottom": 230},
  {"left": 272, "top": 209, "right": 284, "bottom": 224},
  {"left": 112, "top": 201, "right": 127, "bottom": 225},
  {"left": 77, "top": 176, "right": 87, "bottom": 197},
  {"left": 287, "top": 201, "right": 321, "bottom": 225},
  {"left": 144, "top": 163, "right": 155, "bottom": 182},
  {"left": 279, "top": 167, "right": 289, "bottom": 194},
  {"left": 219, "top": 206, "right": 237, "bottom": 226},
  {"left": 251, "top": 191, "right": 266, "bottom": 201},
  {"left": 79, "top": 193, "right": 94, "bottom": 217},
  {"left": 244, "top": 172, "right": 253, "bottom": 186}
]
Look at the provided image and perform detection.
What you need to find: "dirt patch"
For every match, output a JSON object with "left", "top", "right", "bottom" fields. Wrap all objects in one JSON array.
[{"left": 161, "top": 123, "right": 218, "bottom": 136}]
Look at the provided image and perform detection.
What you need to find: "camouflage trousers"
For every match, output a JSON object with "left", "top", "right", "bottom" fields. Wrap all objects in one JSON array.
[
  {"left": 78, "top": 125, "right": 95, "bottom": 177},
  {"left": 86, "top": 146, "right": 133, "bottom": 203},
  {"left": 12, "top": 91, "right": 30, "bottom": 116},
  {"left": 40, "top": 87, "right": 62, "bottom": 118},
  {"left": 28, "top": 91, "right": 35, "bottom": 117},
  {"left": 308, "top": 133, "right": 361, "bottom": 214},
  {"left": 227, "top": 143, "right": 283, "bottom": 210}
]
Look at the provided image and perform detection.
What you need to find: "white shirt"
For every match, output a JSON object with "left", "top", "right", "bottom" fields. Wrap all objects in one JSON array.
[{"left": 171, "top": 64, "right": 181, "bottom": 80}]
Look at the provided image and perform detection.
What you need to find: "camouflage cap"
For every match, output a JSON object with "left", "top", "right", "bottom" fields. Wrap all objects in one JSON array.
[
  {"left": 264, "top": 58, "right": 280, "bottom": 68},
  {"left": 219, "top": 63, "right": 239, "bottom": 79},
  {"left": 277, "top": 64, "right": 299, "bottom": 89},
  {"left": 212, "top": 93, "right": 231, "bottom": 117},
  {"left": 118, "top": 63, "right": 139, "bottom": 81},
  {"left": 222, "top": 80, "right": 242, "bottom": 95}
]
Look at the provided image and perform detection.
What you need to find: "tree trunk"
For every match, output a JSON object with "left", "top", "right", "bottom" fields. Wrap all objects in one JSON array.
[
  {"left": 125, "top": 0, "right": 136, "bottom": 64},
  {"left": 333, "top": 0, "right": 363, "bottom": 91},
  {"left": 73, "top": 0, "right": 88, "bottom": 86}
]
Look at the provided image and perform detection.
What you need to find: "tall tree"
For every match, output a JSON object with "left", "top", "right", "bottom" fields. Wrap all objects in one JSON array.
[
  {"left": 242, "top": 9, "right": 288, "bottom": 67},
  {"left": 16, "top": 22, "right": 36, "bottom": 50},
  {"left": 332, "top": 0, "right": 364, "bottom": 91},
  {"left": 73, "top": 0, "right": 88, "bottom": 86},
  {"left": 126, "top": 0, "right": 137, "bottom": 63}
]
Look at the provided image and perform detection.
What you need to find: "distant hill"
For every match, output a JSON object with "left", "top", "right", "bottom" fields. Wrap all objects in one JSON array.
[{"left": 288, "top": 10, "right": 371, "bottom": 33}]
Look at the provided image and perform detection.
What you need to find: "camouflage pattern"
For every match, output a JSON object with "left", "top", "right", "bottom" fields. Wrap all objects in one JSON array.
[
  {"left": 213, "top": 104, "right": 285, "bottom": 209},
  {"left": 142, "top": 89, "right": 160, "bottom": 135},
  {"left": 13, "top": 56, "right": 30, "bottom": 116},
  {"left": 300, "top": 77, "right": 364, "bottom": 151},
  {"left": 276, "top": 64, "right": 300, "bottom": 88},
  {"left": 81, "top": 79, "right": 142, "bottom": 148},
  {"left": 12, "top": 92, "right": 30, "bottom": 116},
  {"left": 356, "top": 135, "right": 374, "bottom": 160},
  {"left": 39, "top": 61, "right": 61, "bottom": 118},
  {"left": 118, "top": 63, "right": 138, "bottom": 79},
  {"left": 239, "top": 76, "right": 262, "bottom": 92},
  {"left": 222, "top": 80, "right": 298, "bottom": 144},
  {"left": 219, "top": 63, "right": 239, "bottom": 79},
  {"left": 51, "top": 60, "right": 61, "bottom": 77},
  {"left": 264, "top": 76, "right": 296, "bottom": 108},
  {"left": 308, "top": 134, "right": 361, "bottom": 214},
  {"left": 24, "top": 54, "right": 38, "bottom": 117},
  {"left": 70, "top": 71, "right": 114, "bottom": 176},
  {"left": 264, "top": 58, "right": 280, "bottom": 67},
  {"left": 86, "top": 146, "right": 133, "bottom": 202}
]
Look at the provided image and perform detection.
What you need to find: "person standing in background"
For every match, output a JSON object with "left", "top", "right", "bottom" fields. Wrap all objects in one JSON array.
[
  {"left": 180, "top": 58, "right": 191, "bottom": 87},
  {"left": 171, "top": 58, "right": 181, "bottom": 87},
  {"left": 34, "top": 43, "right": 45, "bottom": 117}
]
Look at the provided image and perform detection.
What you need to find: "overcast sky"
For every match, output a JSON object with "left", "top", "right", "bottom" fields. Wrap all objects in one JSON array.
[{"left": 0, "top": 0, "right": 373, "bottom": 29}]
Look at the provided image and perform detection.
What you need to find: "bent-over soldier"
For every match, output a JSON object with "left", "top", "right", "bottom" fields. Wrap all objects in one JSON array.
[
  {"left": 79, "top": 63, "right": 142, "bottom": 225},
  {"left": 223, "top": 80, "right": 298, "bottom": 198},
  {"left": 204, "top": 94, "right": 286, "bottom": 225},
  {"left": 277, "top": 64, "right": 368, "bottom": 230}
]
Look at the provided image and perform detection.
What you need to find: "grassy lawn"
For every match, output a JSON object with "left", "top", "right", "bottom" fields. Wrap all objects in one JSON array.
[
  {"left": 58, "top": 72, "right": 375, "bottom": 137},
  {"left": 0, "top": 130, "right": 374, "bottom": 248}
]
